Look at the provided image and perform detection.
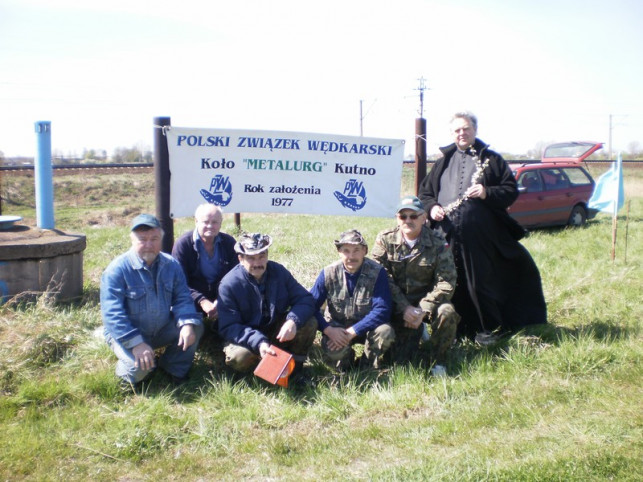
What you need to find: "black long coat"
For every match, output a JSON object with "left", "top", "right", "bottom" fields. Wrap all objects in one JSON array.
[{"left": 418, "top": 138, "right": 547, "bottom": 337}]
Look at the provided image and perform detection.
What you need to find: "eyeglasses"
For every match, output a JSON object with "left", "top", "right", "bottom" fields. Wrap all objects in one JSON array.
[{"left": 397, "top": 213, "right": 422, "bottom": 221}]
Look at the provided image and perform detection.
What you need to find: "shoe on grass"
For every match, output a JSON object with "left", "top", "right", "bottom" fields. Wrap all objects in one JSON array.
[
  {"left": 475, "top": 331, "right": 500, "bottom": 346},
  {"left": 430, "top": 364, "right": 447, "bottom": 377}
]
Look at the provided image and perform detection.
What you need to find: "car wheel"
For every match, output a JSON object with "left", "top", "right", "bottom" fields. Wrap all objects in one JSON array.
[{"left": 568, "top": 205, "right": 587, "bottom": 227}]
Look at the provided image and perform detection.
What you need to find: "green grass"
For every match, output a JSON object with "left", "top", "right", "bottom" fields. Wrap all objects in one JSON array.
[{"left": 0, "top": 167, "right": 641, "bottom": 480}]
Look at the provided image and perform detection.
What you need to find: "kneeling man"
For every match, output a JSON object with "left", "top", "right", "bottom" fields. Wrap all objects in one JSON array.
[
  {"left": 101, "top": 214, "right": 203, "bottom": 385},
  {"left": 310, "top": 229, "right": 395, "bottom": 371},
  {"left": 217, "top": 233, "right": 317, "bottom": 378},
  {"left": 372, "top": 196, "right": 460, "bottom": 374}
]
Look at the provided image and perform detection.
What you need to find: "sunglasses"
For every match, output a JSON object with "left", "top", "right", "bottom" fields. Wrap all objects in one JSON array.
[{"left": 398, "top": 213, "right": 422, "bottom": 221}]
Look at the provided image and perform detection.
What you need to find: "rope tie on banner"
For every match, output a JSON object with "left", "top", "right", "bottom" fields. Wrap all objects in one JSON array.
[{"left": 153, "top": 125, "right": 171, "bottom": 136}]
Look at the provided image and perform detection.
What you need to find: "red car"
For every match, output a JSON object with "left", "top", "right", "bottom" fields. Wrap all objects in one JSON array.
[{"left": 507, "top": 142, "right": 601, "bottom": 228}]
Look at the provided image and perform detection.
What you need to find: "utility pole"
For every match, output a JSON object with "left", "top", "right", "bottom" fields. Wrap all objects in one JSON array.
[
  {"left": 359, "top": 99, "right": 376, "bottom": 136},
  {"left": 415, "top": 77, "right": 428, "bottom": 118},
  {"left": 608, "top": 114, "right": 628, "bottom": 160},
  {"left": 414, "top": 77, "right": 429, "bottom": 194},
  {"left": 609, "top": 114, "right": 613, "bottom": 160}
]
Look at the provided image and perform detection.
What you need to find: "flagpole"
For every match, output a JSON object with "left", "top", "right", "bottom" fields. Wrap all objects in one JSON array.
[
  {"left": 611, "top": 214, "right": 617, "bottom": 262},
  {"left": 588, "top": 152, "right": 624, "bottom": 260},
  {"left": 624, "top": 199, "right": 631, "bottom": 264}
]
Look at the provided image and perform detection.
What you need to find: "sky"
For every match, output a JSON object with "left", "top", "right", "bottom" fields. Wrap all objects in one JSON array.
[{"left": 1, "top": 0, "right": 642, "bottom": 159}]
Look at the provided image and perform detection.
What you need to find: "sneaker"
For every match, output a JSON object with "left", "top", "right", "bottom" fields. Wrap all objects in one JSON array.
[
  {"left": 430, "top": 364, "right": 447, "bottom": 377},
  {"left": 475, "top": 331, "right": 500, "bottom": 346}
]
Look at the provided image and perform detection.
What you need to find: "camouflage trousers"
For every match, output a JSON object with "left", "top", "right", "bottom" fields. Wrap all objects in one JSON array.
[
  {"left": 223, "top": 316, "right": 318, "bottom": 373},
  {"left": 321, "top": 322, "right": 395, "bottom": 371},
  {"left": 389, "top": 302, "right": 460, "bottom": 364}
]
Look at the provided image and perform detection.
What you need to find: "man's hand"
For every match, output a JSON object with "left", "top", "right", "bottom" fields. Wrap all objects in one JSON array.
[
  {"left": 200, "top": 299, "right": 218, "bottom": 319},
  {"left": 132, "top": 342, "right": 156, "bottom": 371},
  {"left": 276, "top": 319, "right": 297, "bottom": 343},
  {"left": 177, "top": 324, "right": 197, "bottom": 351},
  {"left": 323, "top": 325, "right": 355, "bottom": 351},
  {"left": 403, "top": 306, "right": 424, "bottom": 329},
  {"left": 465, "top": 183, "right": 487, "bottom": 199},
  {"left": 259, "top": 342, "right": 276, "bottom": 358},
  {"left": 430, "top": 204, "right": 445, "bottom": 221}
]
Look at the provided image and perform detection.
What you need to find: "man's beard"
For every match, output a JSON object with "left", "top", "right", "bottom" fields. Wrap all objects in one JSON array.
[{"left": 140, "top": 252, "right": 158, "bottom": 265}]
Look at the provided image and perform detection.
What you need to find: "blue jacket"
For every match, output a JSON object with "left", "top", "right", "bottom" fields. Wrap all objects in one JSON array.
[
  {"left": 172, "top": 229, "right": 238, "bottom": 307},
  {"left": 100, "top": 250, "right": 201, "bottom": 348},
  {"left": 217, "top": 261, "right": 315, "bottom": 353}
]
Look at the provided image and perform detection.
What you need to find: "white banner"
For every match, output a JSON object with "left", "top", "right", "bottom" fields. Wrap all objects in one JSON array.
[{"left": 166, "top": 127, "right": 404, "bottom": 218}]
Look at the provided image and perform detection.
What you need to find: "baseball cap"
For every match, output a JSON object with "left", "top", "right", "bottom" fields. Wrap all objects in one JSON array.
[
  {"left": 396, "top": 196, "right": 424, "bottom": 213},
  {"left": 131, "top": 214, "right": 161, "bottom": 231}
]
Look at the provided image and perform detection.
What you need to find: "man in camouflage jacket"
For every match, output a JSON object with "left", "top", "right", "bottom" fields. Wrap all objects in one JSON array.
[{"left": 372, "top": 196, "right": 460, "bottom": 371}]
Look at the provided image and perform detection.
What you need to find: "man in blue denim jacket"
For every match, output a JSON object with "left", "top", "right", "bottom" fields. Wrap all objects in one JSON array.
[
  {"left": 217, "top": 233, "right": 317, "bottom": 377},
  {"left": 100, "top": 214, "right": 204, "bottom": 385}
]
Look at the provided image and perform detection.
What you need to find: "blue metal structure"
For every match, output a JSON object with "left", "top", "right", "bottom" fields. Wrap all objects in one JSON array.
[{"left": 34, "top": 121, "right": 54, "bottom": 229}]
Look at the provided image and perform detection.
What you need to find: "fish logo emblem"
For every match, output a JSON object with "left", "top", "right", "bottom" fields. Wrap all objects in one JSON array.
[
  {"left": 334, "top": 179, "right": 367, "bottom": 211},
  {"left": 200, "top": 175, "right": 233, "bottom": 206}
]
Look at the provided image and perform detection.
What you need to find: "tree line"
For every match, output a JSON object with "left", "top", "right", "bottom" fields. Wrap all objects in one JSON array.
[{"left": 2, "top": 141, "right": 643, "bottom": 166}]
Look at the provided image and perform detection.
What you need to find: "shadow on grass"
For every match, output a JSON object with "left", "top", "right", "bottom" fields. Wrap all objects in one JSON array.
[
  {"left": 111, "top": 317, "right": 639, "bottom": 403},
  {"left": 520, "top": 320, "right": 637, "bottom": 343},
  {"left": 446, "top": 319, "right": 638, "bottom": 377}
]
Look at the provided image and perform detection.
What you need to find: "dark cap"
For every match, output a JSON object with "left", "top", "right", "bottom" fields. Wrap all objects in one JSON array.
[
  {"left": 234, "top": 233, "right": 273, "bottom": 255},
  {"left": 131, "top": 213, "right": 161, "bottom": 231},
  {"left": 396, "top": 196, "right": 424, "bottom": 213},
  {"left": 334, "top": 229, "right": 367, "bottom": 249}
]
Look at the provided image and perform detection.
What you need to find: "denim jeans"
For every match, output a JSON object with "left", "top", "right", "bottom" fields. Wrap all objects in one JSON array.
[{"left": 108, "top": 321, "right": 204, "bottom": 383}]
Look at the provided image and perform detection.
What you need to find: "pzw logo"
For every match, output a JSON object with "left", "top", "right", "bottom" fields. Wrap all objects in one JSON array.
[
  {"left": 334, "top": 178, "right": 367, "bottom": 211},
  {"left": 200, "top": 175, "right": 233, "bottom": 206}
]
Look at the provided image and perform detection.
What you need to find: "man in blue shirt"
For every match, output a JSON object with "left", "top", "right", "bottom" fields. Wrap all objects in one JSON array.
[
  {"left": 100, "top": 214, "right": 203, "bottom": 386},
  {"left": 172, "top": 204, "right": 238, "bottom": 327},
  {"left": 310, "top": 229, "right": 394, "bottom": 371},
  {"left": 217, "top": 233, "right": 317, "bottom": 377}
]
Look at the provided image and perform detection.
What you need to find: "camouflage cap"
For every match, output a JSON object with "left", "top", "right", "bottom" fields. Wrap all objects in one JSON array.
[
  {"left": 234, "top": 232, "right": 272, "bottom": 255},
  {"left": 396, "top": 195, "right": 424, "bottom": 213},
  {"left": 334, "top": 229, "right": 367, "bottom": 249}
]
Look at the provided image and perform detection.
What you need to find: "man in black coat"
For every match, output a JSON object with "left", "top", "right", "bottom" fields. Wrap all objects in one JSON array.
[{"left": 418, "top": 112, "right": 547, "bottom": 341}]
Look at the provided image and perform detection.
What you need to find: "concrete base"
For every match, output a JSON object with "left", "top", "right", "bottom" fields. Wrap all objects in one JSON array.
[{"left": 0, "top": 225, "right": 86, "bottom": 303}]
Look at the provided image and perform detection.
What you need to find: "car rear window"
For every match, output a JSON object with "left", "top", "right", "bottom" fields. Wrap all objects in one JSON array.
[
  {"left": 561, "top": 167, "right": 593, "bottom": 186},
  {"left": 540, "top": 169, "right": 569, "bottom": 189}
]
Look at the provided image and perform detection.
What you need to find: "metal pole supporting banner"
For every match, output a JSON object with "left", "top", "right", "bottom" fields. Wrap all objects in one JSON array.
[
  {"left": 414, "top": 118, "right": 427, "bottom": 196},
  {"left": 34, "top": 121, "right": 55, "bottom": 229},
  {"left": 154, "top": 116, "right": 173, "bottom": 254}
]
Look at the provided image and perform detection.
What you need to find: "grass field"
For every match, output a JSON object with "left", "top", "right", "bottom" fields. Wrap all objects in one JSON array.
[{"left": 0, "top": 165, "right": 641, "bottom": 481}]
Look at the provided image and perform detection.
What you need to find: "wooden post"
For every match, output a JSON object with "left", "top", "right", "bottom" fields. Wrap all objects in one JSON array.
[
  {"left": 415, "top": 118, "right": 427, "bottom": 195},
  {"left": 624, "top": 199, "right": 631, "bottom": 264},
  {"left": 153, "top": 116, "right": 173, "bottom": 254},
  {"left": 610, "top": 214, "right": 617, "bottom": 262}
]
